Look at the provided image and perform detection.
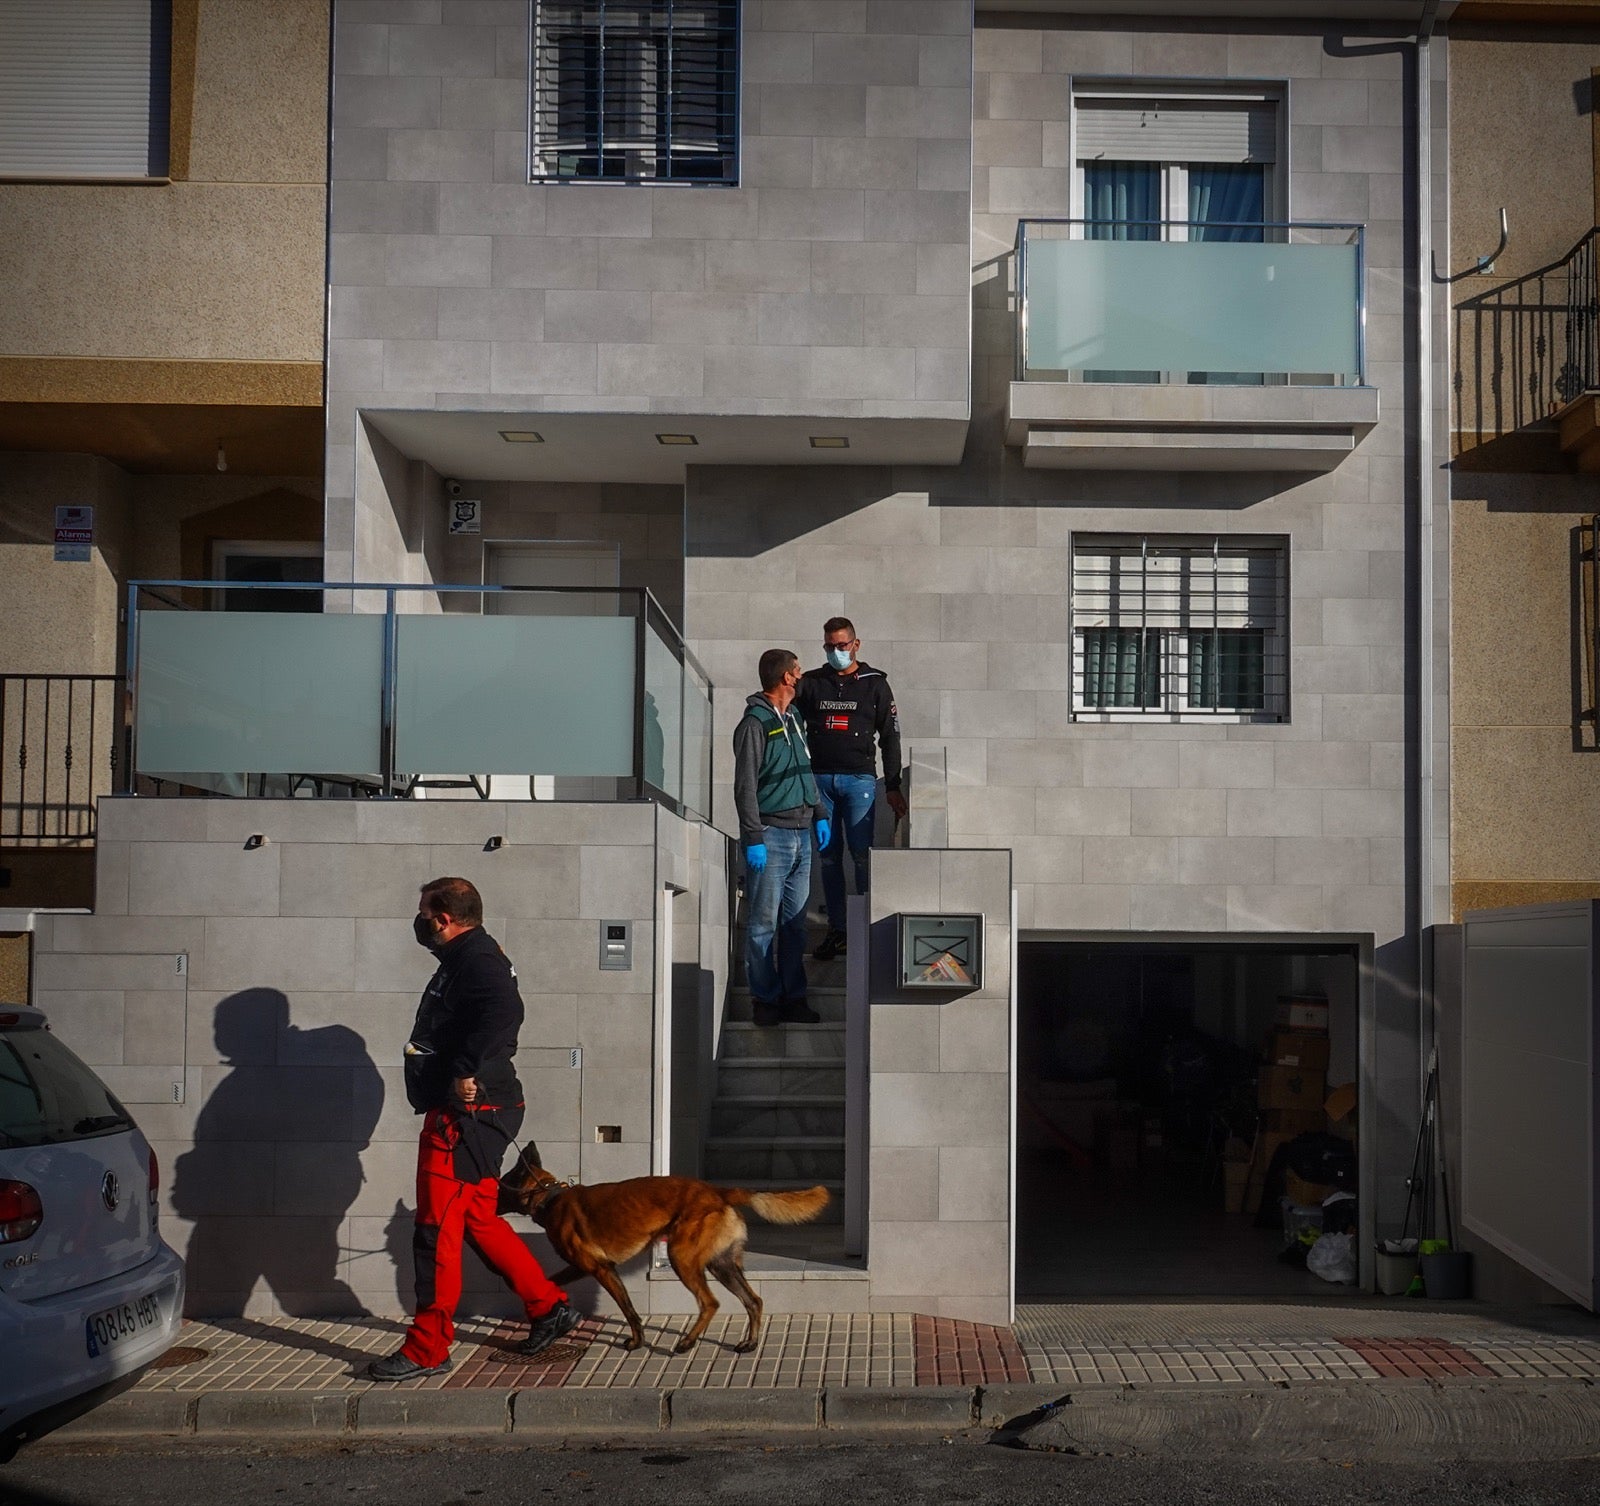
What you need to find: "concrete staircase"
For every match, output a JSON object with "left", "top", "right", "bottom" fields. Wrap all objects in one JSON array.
[{"left": 704, "top": 930, "right": 848, "bottom": 1229}]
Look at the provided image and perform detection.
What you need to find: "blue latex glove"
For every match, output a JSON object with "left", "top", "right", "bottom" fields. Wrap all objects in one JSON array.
[
  {"left": 815, "top": 819, "right": 832, "bottom": 850},
  {"left": 744, "top": 842, "right": 767, "bottom": 874}
]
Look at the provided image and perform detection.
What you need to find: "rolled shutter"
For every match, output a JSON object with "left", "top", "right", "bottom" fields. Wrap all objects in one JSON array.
[
  {"left": 0, "top": 0, "right": 164, "bottom": 177},
  {"left": 1076, "top": 97, "right": 1276, "bottom": 164}
]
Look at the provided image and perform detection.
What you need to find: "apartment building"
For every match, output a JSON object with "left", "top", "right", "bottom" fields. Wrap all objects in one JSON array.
[{"left": 19, "top": 0, "right": 1586, "bottom": 1321}]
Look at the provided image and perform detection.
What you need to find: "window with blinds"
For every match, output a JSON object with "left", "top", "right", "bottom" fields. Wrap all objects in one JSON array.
[
  {"left": 530, "top": 0, "right": 738, "bottom": 185},
  {"left": 1070, "top": 536, "right": 1289, "bottom": 721},
  {"left": 0, "top": 0, "right": 169, "bottom": 179}
]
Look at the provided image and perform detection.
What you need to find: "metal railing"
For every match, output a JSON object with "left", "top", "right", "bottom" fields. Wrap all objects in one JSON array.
[
  {"left": 124, "top": 581, "right": 716, "bottom": 825},
  {"left": 1013, "top": 218, "right": 1367, "bottom": 386},
  {"left": 1454, "top": 227, "right": 1600, "bottom": 449},
  {"left": 0, "top": 674, "right": 127, "bottom": 847}
]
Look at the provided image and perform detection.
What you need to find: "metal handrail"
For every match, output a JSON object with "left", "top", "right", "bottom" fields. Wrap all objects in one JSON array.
[
  {"left": 1453, "top": 226, "right": 1600, "bottom": 448},
  {"left": 122, "top": 579, "right": 715, "bottom": 822},
  {"left": 1012, "top": 217, "right": 1368, "bottom": 386}
]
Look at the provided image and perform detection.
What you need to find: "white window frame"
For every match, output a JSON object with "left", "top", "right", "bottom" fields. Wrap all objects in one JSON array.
[{"left": 1069, "top": 534, "right": 1291, "bottom": 725}]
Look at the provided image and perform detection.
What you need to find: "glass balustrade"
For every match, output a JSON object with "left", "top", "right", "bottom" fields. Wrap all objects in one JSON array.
[
  {"left": 127, "top": 581, "right": 714, "bottom": 822},
  {"left": 1016, "top": 221, "right": 1365, "bottom": 386}
]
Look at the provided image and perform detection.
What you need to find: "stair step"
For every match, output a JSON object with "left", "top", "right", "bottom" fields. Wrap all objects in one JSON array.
[
  {"left": 710, "top": 1097, "right": 847, "bottom": 1137},
  {"left": 704, "top": 1137, "right": 845, "bottom": 1183},
  {"left": 720, "top": 1021, "right": 845, "bottom": 1058},
  {"left": 717, "top": 1061, "right": 845, "bottom": 1097},
  {"left": 726, "top": 993, "right": 846, "bottom": 1023}
]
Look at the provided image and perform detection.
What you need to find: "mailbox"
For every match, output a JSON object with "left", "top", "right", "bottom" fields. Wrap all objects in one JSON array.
[{"left": 896, "top": 913, "right": 982, "bottom": 990}]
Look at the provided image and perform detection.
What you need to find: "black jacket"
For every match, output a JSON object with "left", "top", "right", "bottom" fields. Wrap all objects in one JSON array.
[
  {"left": 403, "top": 926, "right": 525, "bottom": 1115},
  {"left": 795, "top": 661, "right": 902, "bottom": 788}
]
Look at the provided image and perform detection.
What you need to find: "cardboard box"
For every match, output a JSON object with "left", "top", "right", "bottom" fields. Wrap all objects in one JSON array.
[
  {"left": 1268, "top": 1030, "right": 1331, "bottom": 1076},
  {"left": 1262, "top": 1107, "right": 1326, "bottom": 1136},
  {"left": 1275, "top": 997, "right": 1329, "bottom": 1032},
  {"left": 1258, "top": 1063, "right": 1326, "bottom": 1113}
]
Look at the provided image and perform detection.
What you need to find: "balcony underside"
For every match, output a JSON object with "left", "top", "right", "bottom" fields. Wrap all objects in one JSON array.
[
  {"left": 1005, "top": 382, "right": 1380, "bottom": 473},
  {"left": 1558, "top": 393, "right": 1600, "bottom": 472}
]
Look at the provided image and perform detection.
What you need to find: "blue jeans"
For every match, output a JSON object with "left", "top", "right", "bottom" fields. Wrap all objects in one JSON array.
[
  {"left": 815, "top": 773, "right": 877, "bottom": 933},
  {"left": 745, "top": 824, "right": 812, "bottom": 1005}
]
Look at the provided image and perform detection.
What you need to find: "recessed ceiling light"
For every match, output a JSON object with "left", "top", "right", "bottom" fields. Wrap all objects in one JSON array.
[
  {"left": 499, "top": 430, "right": 544, "bottom": 442},
  {"left": 809, "top": 436, "right": 849, "bottom": 449},
  {"left": 655, "top": 433, "right": 698, "bottom": 446}
]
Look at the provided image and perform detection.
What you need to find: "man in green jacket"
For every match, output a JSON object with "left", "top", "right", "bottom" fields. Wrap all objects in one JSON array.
[{"left": 733, "top": 649, "right": 832, "bottom": 1028}]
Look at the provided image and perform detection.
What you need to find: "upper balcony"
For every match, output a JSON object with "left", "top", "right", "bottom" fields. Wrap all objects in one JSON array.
[{"left": 1006, "top": 220, "right": 1379, "bottom": 473}]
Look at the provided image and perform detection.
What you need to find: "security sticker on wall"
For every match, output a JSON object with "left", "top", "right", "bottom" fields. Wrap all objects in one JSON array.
[
  {"left": 53, "top": 505, "right": 93, "bottom": 562},
  {"left": 449, "top": 499, "right": 481, "bottom": 535}
]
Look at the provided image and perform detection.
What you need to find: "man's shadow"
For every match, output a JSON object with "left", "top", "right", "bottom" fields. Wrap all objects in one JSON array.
[{"left": 171, "top": 989, "right": 384, "bottom": 1333}]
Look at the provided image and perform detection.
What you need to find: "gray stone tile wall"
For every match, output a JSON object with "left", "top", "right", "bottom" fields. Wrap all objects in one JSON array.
[
  {"left": 32, "top": 797, "right": 721, "bottom": 1320},
  {"left": 866, "top": 847, "right": 1011, "bottom": 1325}
]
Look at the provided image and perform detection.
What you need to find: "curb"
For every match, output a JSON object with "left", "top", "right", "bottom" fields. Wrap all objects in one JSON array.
[{"left": 44, "top": 1376, "right": 1600, "bottom": 1455}]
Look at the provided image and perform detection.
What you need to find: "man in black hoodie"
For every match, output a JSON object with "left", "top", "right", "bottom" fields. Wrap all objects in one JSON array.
[
  {"left": 795, "top": 617, "right": 906, "bottom": 961},
  {"left": 368, "top": 876, "right": 577, "bottom": 1381}
]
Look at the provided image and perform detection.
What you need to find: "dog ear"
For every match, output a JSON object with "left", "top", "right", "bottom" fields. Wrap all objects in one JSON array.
[{"left": 523, "top": 1140, "right": 543, "bottom": 1170}]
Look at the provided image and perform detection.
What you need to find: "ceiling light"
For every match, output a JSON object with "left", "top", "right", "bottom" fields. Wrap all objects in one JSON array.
[
  {"left": 809, "top": 436, "right": 849, "bottom": 449},
  {"left": 655, "top": 433, "right": 698, "bottom": 446},
  {"left": 499, "top": 430, "right": 544, "bottom": 443}
]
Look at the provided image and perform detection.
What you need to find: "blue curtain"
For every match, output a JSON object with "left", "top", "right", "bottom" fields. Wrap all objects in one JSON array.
[
  {"left": 1188, "top": 164, "right": 1266, "bottom": 242},
  {"left": 1085, "top": 162, "right": 1160, "bottom": 241}
]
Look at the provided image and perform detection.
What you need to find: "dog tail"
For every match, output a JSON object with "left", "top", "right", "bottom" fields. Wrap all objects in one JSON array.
[{"left": 728, "top": 1185, "right": 831, "bottom": 1225}]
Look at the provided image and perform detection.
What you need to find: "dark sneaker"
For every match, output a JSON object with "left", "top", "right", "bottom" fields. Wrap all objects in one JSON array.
[
  {"left": 515, "top": 1301, "right": 582, "bottom": 1357},
  {"left": 779, "top": 998, "right": 821, "bottom": 1024},
  {"left": 367, "top": 1351, "right": 452, "bottom": 1382},
  {"left": 752, "top": 999, "right": 782, "bottom": 1028},
  {"left": 813, "top": 929, "right": 847, "bottom": 961}
]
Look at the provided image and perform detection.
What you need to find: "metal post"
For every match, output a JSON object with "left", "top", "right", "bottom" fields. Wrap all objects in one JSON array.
[
  {"left": 633, "top": 590, "right": 648, "bottom": 800},
  {"left": 844, "top": 890, "right": 870, "bottom": 1260},
  {"left": 381, "top": 588, "right": 398, "bottom": 795},
  {"left": 1355, "top": 224, "right": 1367, "bottom": 386},
  {"left": 122, "top": 581, "right": 141, "bottom": 795}
]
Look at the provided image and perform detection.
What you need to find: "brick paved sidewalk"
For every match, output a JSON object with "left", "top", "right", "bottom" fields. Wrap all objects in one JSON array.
[{"left": 126, "top": 1301, "right": 1600, "bottom": 1397}]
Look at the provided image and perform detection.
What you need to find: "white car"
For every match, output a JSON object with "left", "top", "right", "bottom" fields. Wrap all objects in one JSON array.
[{"left": 0, "top": 1004, "right": 184, "bottom": 1460}]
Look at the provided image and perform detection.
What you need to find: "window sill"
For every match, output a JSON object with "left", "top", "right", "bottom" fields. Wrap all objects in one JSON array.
[
  {"left": 1071, "top": 711, "right": 1287, "bottom": 725},
  {"left": 0, "top": 174, "right": 171, "bottom": 186}
]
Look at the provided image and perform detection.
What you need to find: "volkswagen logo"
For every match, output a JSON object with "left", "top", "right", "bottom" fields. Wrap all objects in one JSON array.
[{"left": 101, "top": 1171, "right": 120, "bottom": 1212}]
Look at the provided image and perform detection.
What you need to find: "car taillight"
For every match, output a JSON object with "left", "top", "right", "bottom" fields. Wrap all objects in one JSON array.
[
  {"left": 0, "top": 1181, "right": 43, "bottom": 1243},
  {"left": 148, "top": 1148, "right": 160, "bottom": 1220}
]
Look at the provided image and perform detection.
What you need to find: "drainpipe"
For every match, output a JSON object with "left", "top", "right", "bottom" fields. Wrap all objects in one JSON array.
[{"left": 1415, "top": 0, "right": 1440, "bottom": 1085}]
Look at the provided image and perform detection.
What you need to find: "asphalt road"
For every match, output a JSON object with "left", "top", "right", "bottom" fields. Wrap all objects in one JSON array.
[{"left": 5, "top": 1441, "right": 1600, "bottom": 1506}]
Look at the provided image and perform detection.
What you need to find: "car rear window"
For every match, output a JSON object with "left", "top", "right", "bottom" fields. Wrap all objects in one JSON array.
[{"left": 0, "top": 1026, "right": 133, "bottom": 1148}]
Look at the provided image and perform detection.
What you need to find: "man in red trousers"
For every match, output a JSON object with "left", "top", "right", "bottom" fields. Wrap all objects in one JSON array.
[{"left": 369, "top": 876, "right": 579, "bottom": 1381}]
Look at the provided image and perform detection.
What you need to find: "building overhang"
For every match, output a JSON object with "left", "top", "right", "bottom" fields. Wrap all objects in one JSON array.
[
  {"left": 975, "top": 0, "right": 1456, "bottom": 18},
  {"left": 1005, "top": 381, "right": 1380, "bottom": 472},
  {"left": 360, "top": 409, "right": 971, "bottom": 484}
]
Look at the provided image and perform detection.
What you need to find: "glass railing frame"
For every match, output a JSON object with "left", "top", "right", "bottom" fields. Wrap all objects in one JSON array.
[
  {"left": 1012, "top": 217, "right": 1368, "bottom": 388},
  {"left": 121, "top": 578, "right": 716, "bottom": 825}
]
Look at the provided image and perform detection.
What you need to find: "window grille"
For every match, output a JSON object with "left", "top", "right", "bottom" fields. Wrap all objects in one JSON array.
[
  {"left": 1070, "top": 536, "right": 1289, "bottom": 721},
  {"left": 530, "top": 0, "right": 738, "bottom": 185}
]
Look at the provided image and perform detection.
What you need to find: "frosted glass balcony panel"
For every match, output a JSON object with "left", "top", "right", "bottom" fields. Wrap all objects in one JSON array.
[
  {"left": 395, "top": 615, "right": 636, "bottom": 777},
  {"left": 682, "top": 663, "right": 713, "bottom": 824},
  {"left": 135, "top": 612, "right": 384, "bottom": 777},
  {"left": 1024, "top": 239, "right": 1361, "bottom": 381},
  {"left": 644, "top": 623, "right": 684, "bottom": 803}
]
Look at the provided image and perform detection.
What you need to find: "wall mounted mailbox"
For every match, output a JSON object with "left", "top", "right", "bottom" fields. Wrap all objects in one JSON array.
[{"left": 897, "top": 913, "right": 982, "bottom": 990}]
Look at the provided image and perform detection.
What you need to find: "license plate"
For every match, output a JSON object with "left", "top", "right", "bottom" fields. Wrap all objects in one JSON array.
[{"left": 85, "top": 1293, "right": 162, "bottom": 1357}]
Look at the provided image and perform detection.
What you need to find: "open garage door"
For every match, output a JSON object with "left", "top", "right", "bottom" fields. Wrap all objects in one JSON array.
[{"left": 1462, "top": 902, "right": 1599, "bottom": 1309}]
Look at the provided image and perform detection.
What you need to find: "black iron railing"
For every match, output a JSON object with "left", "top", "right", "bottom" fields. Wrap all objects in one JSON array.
[
  {"left": 1454, "top": 228, "right": 1600, "bottom": 449},
  {"left": 0, "top": 675, "right": 127, "bottom": 847}
]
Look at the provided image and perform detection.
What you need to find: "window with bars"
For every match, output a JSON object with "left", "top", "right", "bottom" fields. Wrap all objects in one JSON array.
[
  {"left": 529, "top": 0, "right": 738, "bottom": 185},
  {"left": 1070, "top": 536, "right": 1289, "bottom": 720}
]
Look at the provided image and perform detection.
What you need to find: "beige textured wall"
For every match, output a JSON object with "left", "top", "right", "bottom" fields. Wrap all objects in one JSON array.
[
  {"left": 1451, "top": 473, "right": 1600, "bottom": 913},
  {"left": 0, "top": 454, "right": 131, "bottom": 675},
  {"left": 0, "top": 0, "right": 328, "bottom": 364}
]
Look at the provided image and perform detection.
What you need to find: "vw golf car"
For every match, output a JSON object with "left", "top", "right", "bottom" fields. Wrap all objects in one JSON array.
[{"left": 0, "top": 1005, "right": 184, "bottom": 1460}]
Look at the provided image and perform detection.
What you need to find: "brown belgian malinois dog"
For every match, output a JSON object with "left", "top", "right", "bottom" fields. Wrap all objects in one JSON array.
[{"left": 501, "top": 1143, "right": 830, "bottom": 1354}]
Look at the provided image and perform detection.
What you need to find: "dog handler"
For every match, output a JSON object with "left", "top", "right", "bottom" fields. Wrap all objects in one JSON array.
[{"left": 369, "top": 876, "right": 579, "bottom": 1381}]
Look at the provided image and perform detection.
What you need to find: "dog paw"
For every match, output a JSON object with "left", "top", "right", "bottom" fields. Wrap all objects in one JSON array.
[
  {"left": 731, "top": 1340, "right": 757, "bottom": 1354},
  {"left": 672, "top": 1336, "right": 699, "bottom": 1354},
  {"left": 621, "top": 1336, "right": 643, "bottom": 1351}
]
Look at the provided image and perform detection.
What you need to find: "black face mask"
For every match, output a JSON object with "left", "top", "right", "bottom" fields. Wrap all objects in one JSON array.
[{"left": 413, "top": 913, "right": 439, "bottom": 950}]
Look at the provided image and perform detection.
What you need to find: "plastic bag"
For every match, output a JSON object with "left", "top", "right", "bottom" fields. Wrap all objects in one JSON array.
[{"left": 1307, "top": 1231, "right": 1357, "bottom": 1284}]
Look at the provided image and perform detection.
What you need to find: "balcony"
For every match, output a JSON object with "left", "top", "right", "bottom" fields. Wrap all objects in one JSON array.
[
  {"left": 1007, "top": 220, "right": 1378, "bottom": 472},
  {"left": 122, "top": 582, "right": 714, "bottom": 823}
]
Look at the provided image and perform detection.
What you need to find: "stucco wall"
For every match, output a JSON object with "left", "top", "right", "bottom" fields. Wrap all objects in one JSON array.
[
  {"left": 0, "top": 0, "right": 328, "bottom": 366},
  {"left": 31, "top": 797, "right": 727, "bottom": 1319}
]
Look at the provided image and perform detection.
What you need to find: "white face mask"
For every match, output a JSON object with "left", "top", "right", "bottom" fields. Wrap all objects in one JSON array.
[{"left": 826, "top": 646, "right": 853, "bottom": 671}]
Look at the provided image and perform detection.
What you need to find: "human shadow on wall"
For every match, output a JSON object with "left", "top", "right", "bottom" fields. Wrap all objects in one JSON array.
[{"left": 171, "top": 988, "right": 384, "bottom": 1321}]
